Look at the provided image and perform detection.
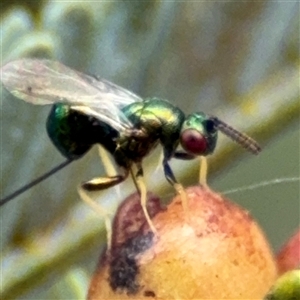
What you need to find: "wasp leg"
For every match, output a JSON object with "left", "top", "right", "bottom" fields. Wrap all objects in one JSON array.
[
  {"left": 199, "top": 156, "right": 208, "bottom": 187},
  {"left": 82, "top": 174, "right": 126, "bottom": 191},
  {"left": 154, "top": 150, "right": 164, "bottom": 174},
  {"left": 98, "top": 145, "right": 117, "bottom": 177},
  {"left": 163, "top": 159, "right": 189, "bottom": 217},
  {"left": 129, "top": 164, "right": 140, "bottom": 193},
  {"left": 134, "top": 163, "right": 157, "bottom": 234},
  {"left": 174, "top": 151, "right": 208, "bottom": 187},
  {"left": 98, "top": 145, "right": 121, "bottom": 196},
  {"left": 79, "top": 171, "right": 128, "bottom": 250},
  {"left": 78, "top": 186, "right": 113, "bottom": 250}
]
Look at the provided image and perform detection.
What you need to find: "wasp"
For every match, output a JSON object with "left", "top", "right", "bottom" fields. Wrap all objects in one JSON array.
[{"left": 1, "top": 59, "right": 261, "bottom": 246}]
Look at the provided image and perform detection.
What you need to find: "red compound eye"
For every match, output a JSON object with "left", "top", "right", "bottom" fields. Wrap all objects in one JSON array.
[{"left": 180, "top": 129, "right": 207, "bottom": 155}]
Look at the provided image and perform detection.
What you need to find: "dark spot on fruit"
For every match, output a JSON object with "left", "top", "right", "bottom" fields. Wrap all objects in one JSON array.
[
  {"left": 144, "top": 290, "right": 156, "bottom": 297},
  {"left": 109, "top": 232, "right": 154, "bottom": 294},
  {"left": 103, "top": 192, "right": 164, "bottom": 295}
]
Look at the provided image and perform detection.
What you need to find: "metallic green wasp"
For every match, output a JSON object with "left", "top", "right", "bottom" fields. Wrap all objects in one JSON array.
[{"left": 0, "top": 59, "right": 261, "bottom": 246}]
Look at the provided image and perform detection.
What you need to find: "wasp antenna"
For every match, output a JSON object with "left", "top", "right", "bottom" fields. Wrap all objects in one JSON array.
[
  {"left": 211, "top": 116, "right": 261, "bottom": 155},
  {"left": 0, "top": 159, "right": 73, "bottom": 206}
]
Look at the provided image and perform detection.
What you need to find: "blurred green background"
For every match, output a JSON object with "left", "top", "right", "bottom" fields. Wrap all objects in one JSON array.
[{"left": 1, "top": 1, "right": 299, "bottom": 299}]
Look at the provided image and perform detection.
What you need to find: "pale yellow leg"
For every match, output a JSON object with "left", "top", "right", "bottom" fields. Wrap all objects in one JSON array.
[
  {"left": 135, "top": 175, "right": 157, "bottom": 234},
  {"left": 98, "top": 145, "right": 121, "bottom": 197},
  {"left": 78, "top": 186, "right": 113, "bottom": 250},
  {"left": 98, "top": 145, "right": 116, "bottom": 177},
  {"left": 154, "top": 150, "right": 164, "bottom": 174},
  {"left": 199, "top": 156, "right": 208, "bottom": 186},
  {"left": 129, "top": 165, "right": 139, "bottom": 193},
  {"left": 174, "top": 182, "right": 189, "bottom": 218}
]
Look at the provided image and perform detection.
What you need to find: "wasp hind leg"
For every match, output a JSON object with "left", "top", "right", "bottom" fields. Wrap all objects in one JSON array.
[
  {"left": 98, "top": 145, "right": 118, "bottom": 178},
  {"left": 79, "top": 171, "right": 128, "bottom": 250},
  {"left": 98, "top": 145, "right": 121, "bottom": 196}
]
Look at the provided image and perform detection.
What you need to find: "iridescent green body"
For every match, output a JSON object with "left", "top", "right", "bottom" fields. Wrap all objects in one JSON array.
[
  {"left": 116, "top": 98, "right": 186, "bottom": 166},
  {"left": 46, "top": 98, "right": 217, "bottom": 184},
  {"left": 0, "top": 58, "right": 261, "bottom": 215},
  {"left": 47, "top": 104, "right": 118, "bottom": 159}
]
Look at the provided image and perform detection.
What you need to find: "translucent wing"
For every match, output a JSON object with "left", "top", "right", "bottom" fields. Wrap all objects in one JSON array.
[{"left": 1, "top": 59, "right": 143, "bottom": 131}]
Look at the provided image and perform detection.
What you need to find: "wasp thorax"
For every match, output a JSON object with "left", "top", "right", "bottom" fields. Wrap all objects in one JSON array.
[{"left": 180, "top": 113, "right": 218, "bottom": 156}]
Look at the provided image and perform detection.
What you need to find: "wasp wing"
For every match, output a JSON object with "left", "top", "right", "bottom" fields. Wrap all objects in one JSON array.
[{"left": 1, "top": 59, "right": 142, "bottom": 131}]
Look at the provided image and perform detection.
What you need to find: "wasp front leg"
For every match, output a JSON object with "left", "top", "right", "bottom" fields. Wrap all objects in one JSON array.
[
  {"left": 162, "top": 155, "right": 189, "bottom": 217},
  {"left": 78, "top": 169, "right": 129, "bottom": 250},
  {"left": 173, "top": 151, "right": 208, "bottom": 187}
]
